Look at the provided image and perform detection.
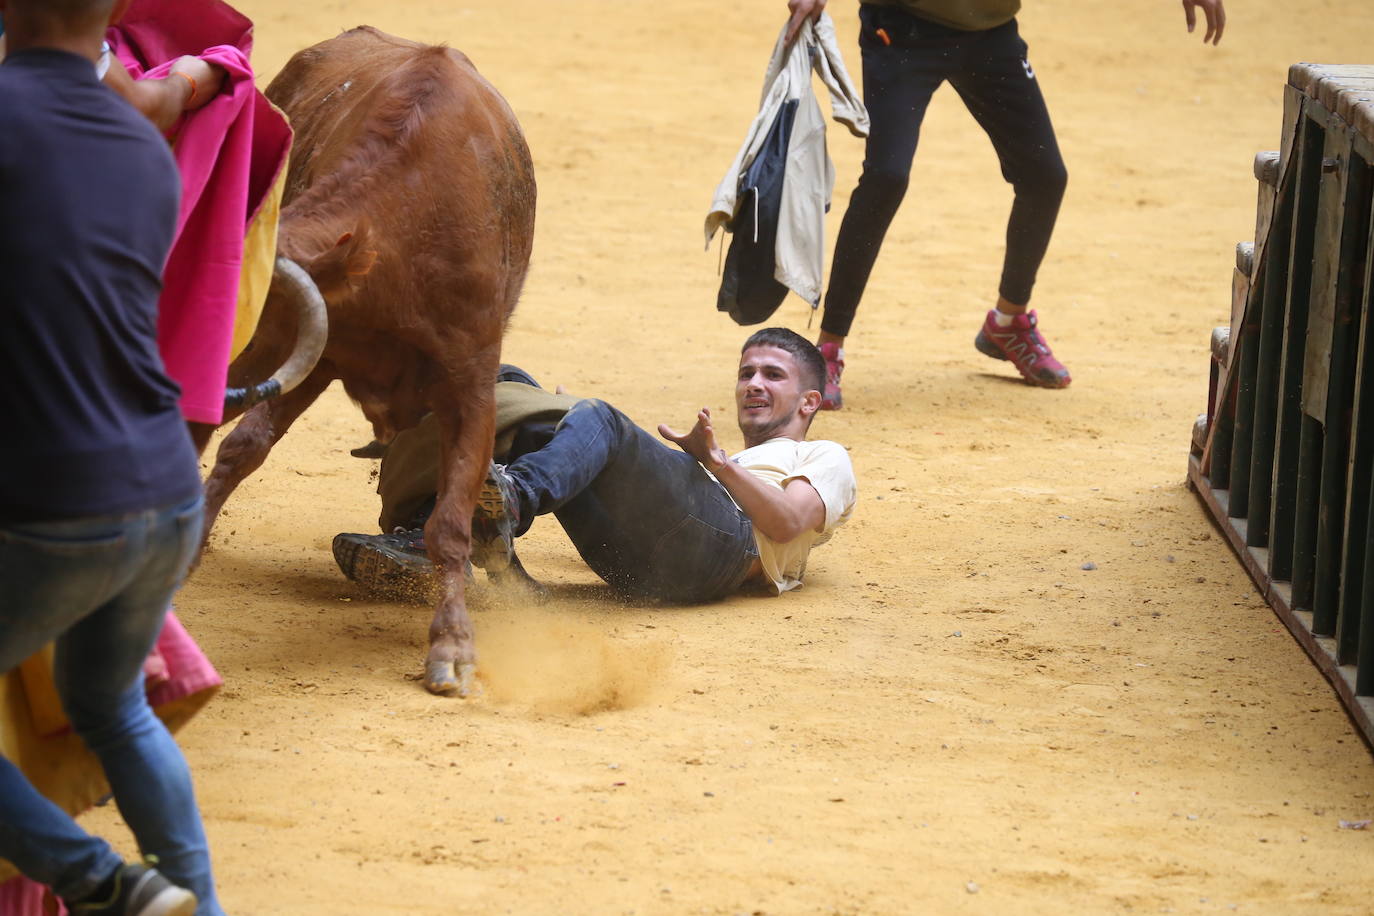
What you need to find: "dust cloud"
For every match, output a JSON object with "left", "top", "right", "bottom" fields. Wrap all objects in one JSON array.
[{"left": 474, "top": 604, "right": 671, "bottom": 715}]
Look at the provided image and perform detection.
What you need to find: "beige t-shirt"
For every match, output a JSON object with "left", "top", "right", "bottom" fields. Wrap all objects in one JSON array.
[{"left": 730, "top": 437, "right": 858, "bottom": 594}]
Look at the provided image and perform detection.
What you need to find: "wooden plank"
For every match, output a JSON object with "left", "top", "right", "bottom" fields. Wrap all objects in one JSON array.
[
  {"left": 1281, "top": 85, "right": 1303, "bottom": 175},
  {"left": 1230, "top": 287, "right": 1260, "bottom": 519},
  {"left": 1228, "top": 268, "right": 1250, "bottom": 367},
  {"left": 1354, "top": 100, "right": 1374, "bottom": 149},
  {"left": 1291, "top": 415, "right": 1323, "bottom": 611},
  {"left": 1204, "top": 129, "right": 1296, "bottom": 488},
  {"left": 1351, "top": 172, "right": 1374, "bottom": 694},
  {"left": 1335, "top": 156, "right": 1374, "bottom": 666},
  {"left": 1291, "top": 63, "right": 1374, "bottom": 95},
  {"left": 1247, "top": 192, "right": 1293, "bottom": 546},
  {"left": 1254, "top": 150, "right": 1282, "bottom": 187},
  {"left": 1301, "top": 114, "right": 1346, "bottom": 419},
  {"left": 1318, "top": 78, "right": 1374, "bottom": 113},
  {"left": 1266, "top": 161, "right": 1305, "bottom": 579},
  {"left": 1209, "top": 368, "right": 1236, "bottom": 488},
  {"left": 1236, "top": 241, "right": 1255, "bottom": 276},
  {"left": 1250, "top": 154, "right": 1279, "bottom": 297},
  {"left": 1335, "top": 87, "right": 1374, "bottom": 125}
]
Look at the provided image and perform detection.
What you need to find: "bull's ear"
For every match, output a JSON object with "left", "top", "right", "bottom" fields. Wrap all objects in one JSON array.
[
  {"left": 347, "top": 247, "right": 379, "bottom": 278},
  {"left": 308, "top": 223, "right": 376, "bottom": 295}
]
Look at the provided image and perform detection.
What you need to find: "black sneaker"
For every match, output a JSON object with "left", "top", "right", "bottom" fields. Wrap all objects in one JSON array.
[
  {"left": 332, "top": 528, "right": 437, "bottom": 601},
  {"left": 69, "top": 864, "right": 197, "bottom": 916},
  {"left": 470, "top": 463, "right": 520, "bottom": 572}
]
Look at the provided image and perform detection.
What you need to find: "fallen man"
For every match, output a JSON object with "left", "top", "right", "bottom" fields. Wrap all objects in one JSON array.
[{"left": 333, "top": 327, "right": 857, "bottom": 602}]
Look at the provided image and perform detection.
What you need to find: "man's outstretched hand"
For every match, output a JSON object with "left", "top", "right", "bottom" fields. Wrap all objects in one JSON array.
[
  {"left": 1181, "top": 0, "right": 1226, "bottom": 45},
  {"left": 659, "top": 408, "right": 729, "bottom": 471}
]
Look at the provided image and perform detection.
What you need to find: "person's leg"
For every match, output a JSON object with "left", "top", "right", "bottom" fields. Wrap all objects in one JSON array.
[
  {"left": 951, "top": 19, "right": 1071, "bottom": 387},
  {"left": 0, "top": 515, "right": 135, "bottom": 900},
  {"left": 817, "top": 6, "right": 958, "bottom": 407},
  {"left": 55, "top": 494, "right": 225, "bottom": 915},
  {"left": 505, "top": 399, "right": 755, "bottom": 601}
]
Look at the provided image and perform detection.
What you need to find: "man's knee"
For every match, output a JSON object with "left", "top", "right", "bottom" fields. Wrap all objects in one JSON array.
[
  {"left": 1011, "top": 156, "right": 1067, "bottom": 202},
  {"left": 560, "top": 397, "right": 621, "bottom": 430},
  {"left": 856, "top": 161, "right": 911, "bottom": 205},
  {"left": 61, "top": 680, "right": 150, "bottom": 747}
]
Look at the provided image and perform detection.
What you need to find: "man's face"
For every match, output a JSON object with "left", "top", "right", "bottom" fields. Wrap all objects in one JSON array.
[{"left": 736, "top": 345, "right": 814, "bottom": 444}]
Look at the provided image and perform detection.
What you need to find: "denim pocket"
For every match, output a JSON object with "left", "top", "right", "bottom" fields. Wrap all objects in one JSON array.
[
  {"left": 0, "top": 519, "right": 129, "bottom": 551},
  {"left": 0, "top": 520, "right": 129, "bottom": 643},
  {"left": 649, "top": 514, "right": 753, "bottom": 603},
  {"left": 165, "top": 495, "right": 206, "bottom": 591}
]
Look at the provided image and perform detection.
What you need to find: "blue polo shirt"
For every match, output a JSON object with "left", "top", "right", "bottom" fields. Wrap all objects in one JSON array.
[{"left": 0, "top": 48, "right": 201, "bottom": 522}]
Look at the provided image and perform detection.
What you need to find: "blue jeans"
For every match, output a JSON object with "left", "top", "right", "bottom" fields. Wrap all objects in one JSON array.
[
  {"left": 0, "top": 494, "right": 224, "bottom": 915},
  {"left": 505, "top": 399, "right": 757, "bottom": 602}
]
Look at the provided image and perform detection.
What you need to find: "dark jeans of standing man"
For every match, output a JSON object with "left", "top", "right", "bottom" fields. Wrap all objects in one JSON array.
[
  {"left": 0, "top": 494, "right": 225, "bottom": 915},
  {"left": 821, "top": 5, "right": 1069, "bottom": 337},
  {"left": 502, "top": 399, "right": 758, "bottom": 603}
]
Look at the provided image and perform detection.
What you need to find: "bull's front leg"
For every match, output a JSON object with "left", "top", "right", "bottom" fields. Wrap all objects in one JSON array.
[{"left": 422, "top": 380, "right": 497, "bottom": 696}]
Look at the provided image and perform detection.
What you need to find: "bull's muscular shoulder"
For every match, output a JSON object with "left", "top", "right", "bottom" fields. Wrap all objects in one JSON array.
[{"left": 266, "top": 25, "right": 483, "bottom": 116}]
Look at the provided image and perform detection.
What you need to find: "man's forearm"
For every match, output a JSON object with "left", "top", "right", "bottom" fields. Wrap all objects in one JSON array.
[{"left": 712, "top": 458, "right": 822, "bottom": 543}]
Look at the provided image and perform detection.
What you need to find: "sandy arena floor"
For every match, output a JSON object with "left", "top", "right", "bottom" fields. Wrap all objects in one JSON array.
[{"left": 84, "top": 0, "right": 1374, "bottom": 912}]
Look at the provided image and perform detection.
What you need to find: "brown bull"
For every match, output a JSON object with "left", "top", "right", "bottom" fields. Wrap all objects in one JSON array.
[{"left": 202, "top": 26, "right": 536, "bottom": 697}]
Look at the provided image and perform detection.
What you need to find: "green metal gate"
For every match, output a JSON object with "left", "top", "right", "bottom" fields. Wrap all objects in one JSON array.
[{"left": 1190, "top": 64, "right": 1374, "bottom": 749}]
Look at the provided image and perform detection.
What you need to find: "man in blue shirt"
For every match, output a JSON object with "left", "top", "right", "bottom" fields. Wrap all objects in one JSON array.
[{"left": 0, "top": 0, "right": 224, "bottom": 913}]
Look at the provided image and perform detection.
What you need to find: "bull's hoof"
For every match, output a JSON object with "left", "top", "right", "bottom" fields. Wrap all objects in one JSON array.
[{"left": 424, "top": 660, "right": 479, "bottom": 697}]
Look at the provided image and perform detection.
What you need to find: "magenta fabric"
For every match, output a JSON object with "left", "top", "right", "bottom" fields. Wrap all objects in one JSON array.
[
  {"left": 0, "top": 877, "right": 59, "bottom": 915},
  {"left": 108, "top": 0, "right": 292, "bottom": 424},
  {"left": 143, "top": 613, "right": 222, "bottom": 710}
]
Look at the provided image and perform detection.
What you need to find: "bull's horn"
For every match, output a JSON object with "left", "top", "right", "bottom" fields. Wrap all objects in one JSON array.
[{"left": 224, "top": 257, "right": 329, "bottom": 410}]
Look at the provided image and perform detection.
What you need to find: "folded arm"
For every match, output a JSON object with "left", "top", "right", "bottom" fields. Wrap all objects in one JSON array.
[{"left": 103, "top": 54, "right": 227, "bottom": 133}]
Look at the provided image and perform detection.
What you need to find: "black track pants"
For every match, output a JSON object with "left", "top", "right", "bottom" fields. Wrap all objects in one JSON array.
[{"left": 821, "top": 6, "right": 1068, "bottom": 338}]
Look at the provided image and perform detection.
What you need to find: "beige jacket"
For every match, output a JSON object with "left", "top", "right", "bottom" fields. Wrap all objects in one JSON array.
[{"left": 705, "top": 13, "right": 868, "bottom": 307}]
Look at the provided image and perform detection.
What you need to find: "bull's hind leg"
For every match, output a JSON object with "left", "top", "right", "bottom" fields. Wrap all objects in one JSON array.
[
  {"left": 201, "top": 369, "right": 335, "bottom": 552},
  {"left": 421, "top": 371, "right": 498, "bottom": 696}
]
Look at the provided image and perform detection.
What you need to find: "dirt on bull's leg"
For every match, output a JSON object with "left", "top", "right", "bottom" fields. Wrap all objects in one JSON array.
[
  {"left": 421, "top": 382, "right": 498, "bottom": 696},
  {"left": 423, "top": 562, "right": 479, "bottom": 697}
]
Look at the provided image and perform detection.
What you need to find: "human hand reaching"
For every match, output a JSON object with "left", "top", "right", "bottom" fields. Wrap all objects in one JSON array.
[
  {"left": 658, "top": 408, "right": 729, "bottom": 471},
  {"left": 1181, "top": 0, "right": 1226, "bottom": 45}
]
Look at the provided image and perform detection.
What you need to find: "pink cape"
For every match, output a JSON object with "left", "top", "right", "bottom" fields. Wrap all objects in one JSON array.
[{"left": 109, "top": 0, "right": 292, "bottom": 425}]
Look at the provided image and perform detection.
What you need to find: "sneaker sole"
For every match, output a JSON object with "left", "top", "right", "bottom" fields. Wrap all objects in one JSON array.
[
  {"left": 471, "top": 474, "right": 515, "bottom": 571},
  {"left": 134, "top": 887, "right": 198, "bottom": 916},
  {"left": 973, "top": 329, "right": 1009, "bottom": 361},
  {"left": 474, "top": 478, "right": 508, "bottom": 521},
  {"left": 332, "top": 535, "right": 436, "bottom": 603},
  {"left": 973, "top": 329, "right": 1072, "bottom": 389}
]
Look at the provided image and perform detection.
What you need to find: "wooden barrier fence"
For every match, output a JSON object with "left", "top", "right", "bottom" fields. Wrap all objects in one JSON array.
[{"left": 1189, "top": 63, "right": 1374, "bottom": 749}]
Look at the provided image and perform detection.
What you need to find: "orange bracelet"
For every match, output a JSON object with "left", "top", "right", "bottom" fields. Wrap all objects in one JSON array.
[{"left": 171, "top": 70, "right": 197, "bottom": 106}]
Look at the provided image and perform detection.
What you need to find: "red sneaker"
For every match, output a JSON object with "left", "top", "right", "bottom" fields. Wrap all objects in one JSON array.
[
  {"left": 974, "top": 309, "right": 1071, "bottom": 388},
  {"left": 818, "top": 341, "right": 844, "bottom": 410}
]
